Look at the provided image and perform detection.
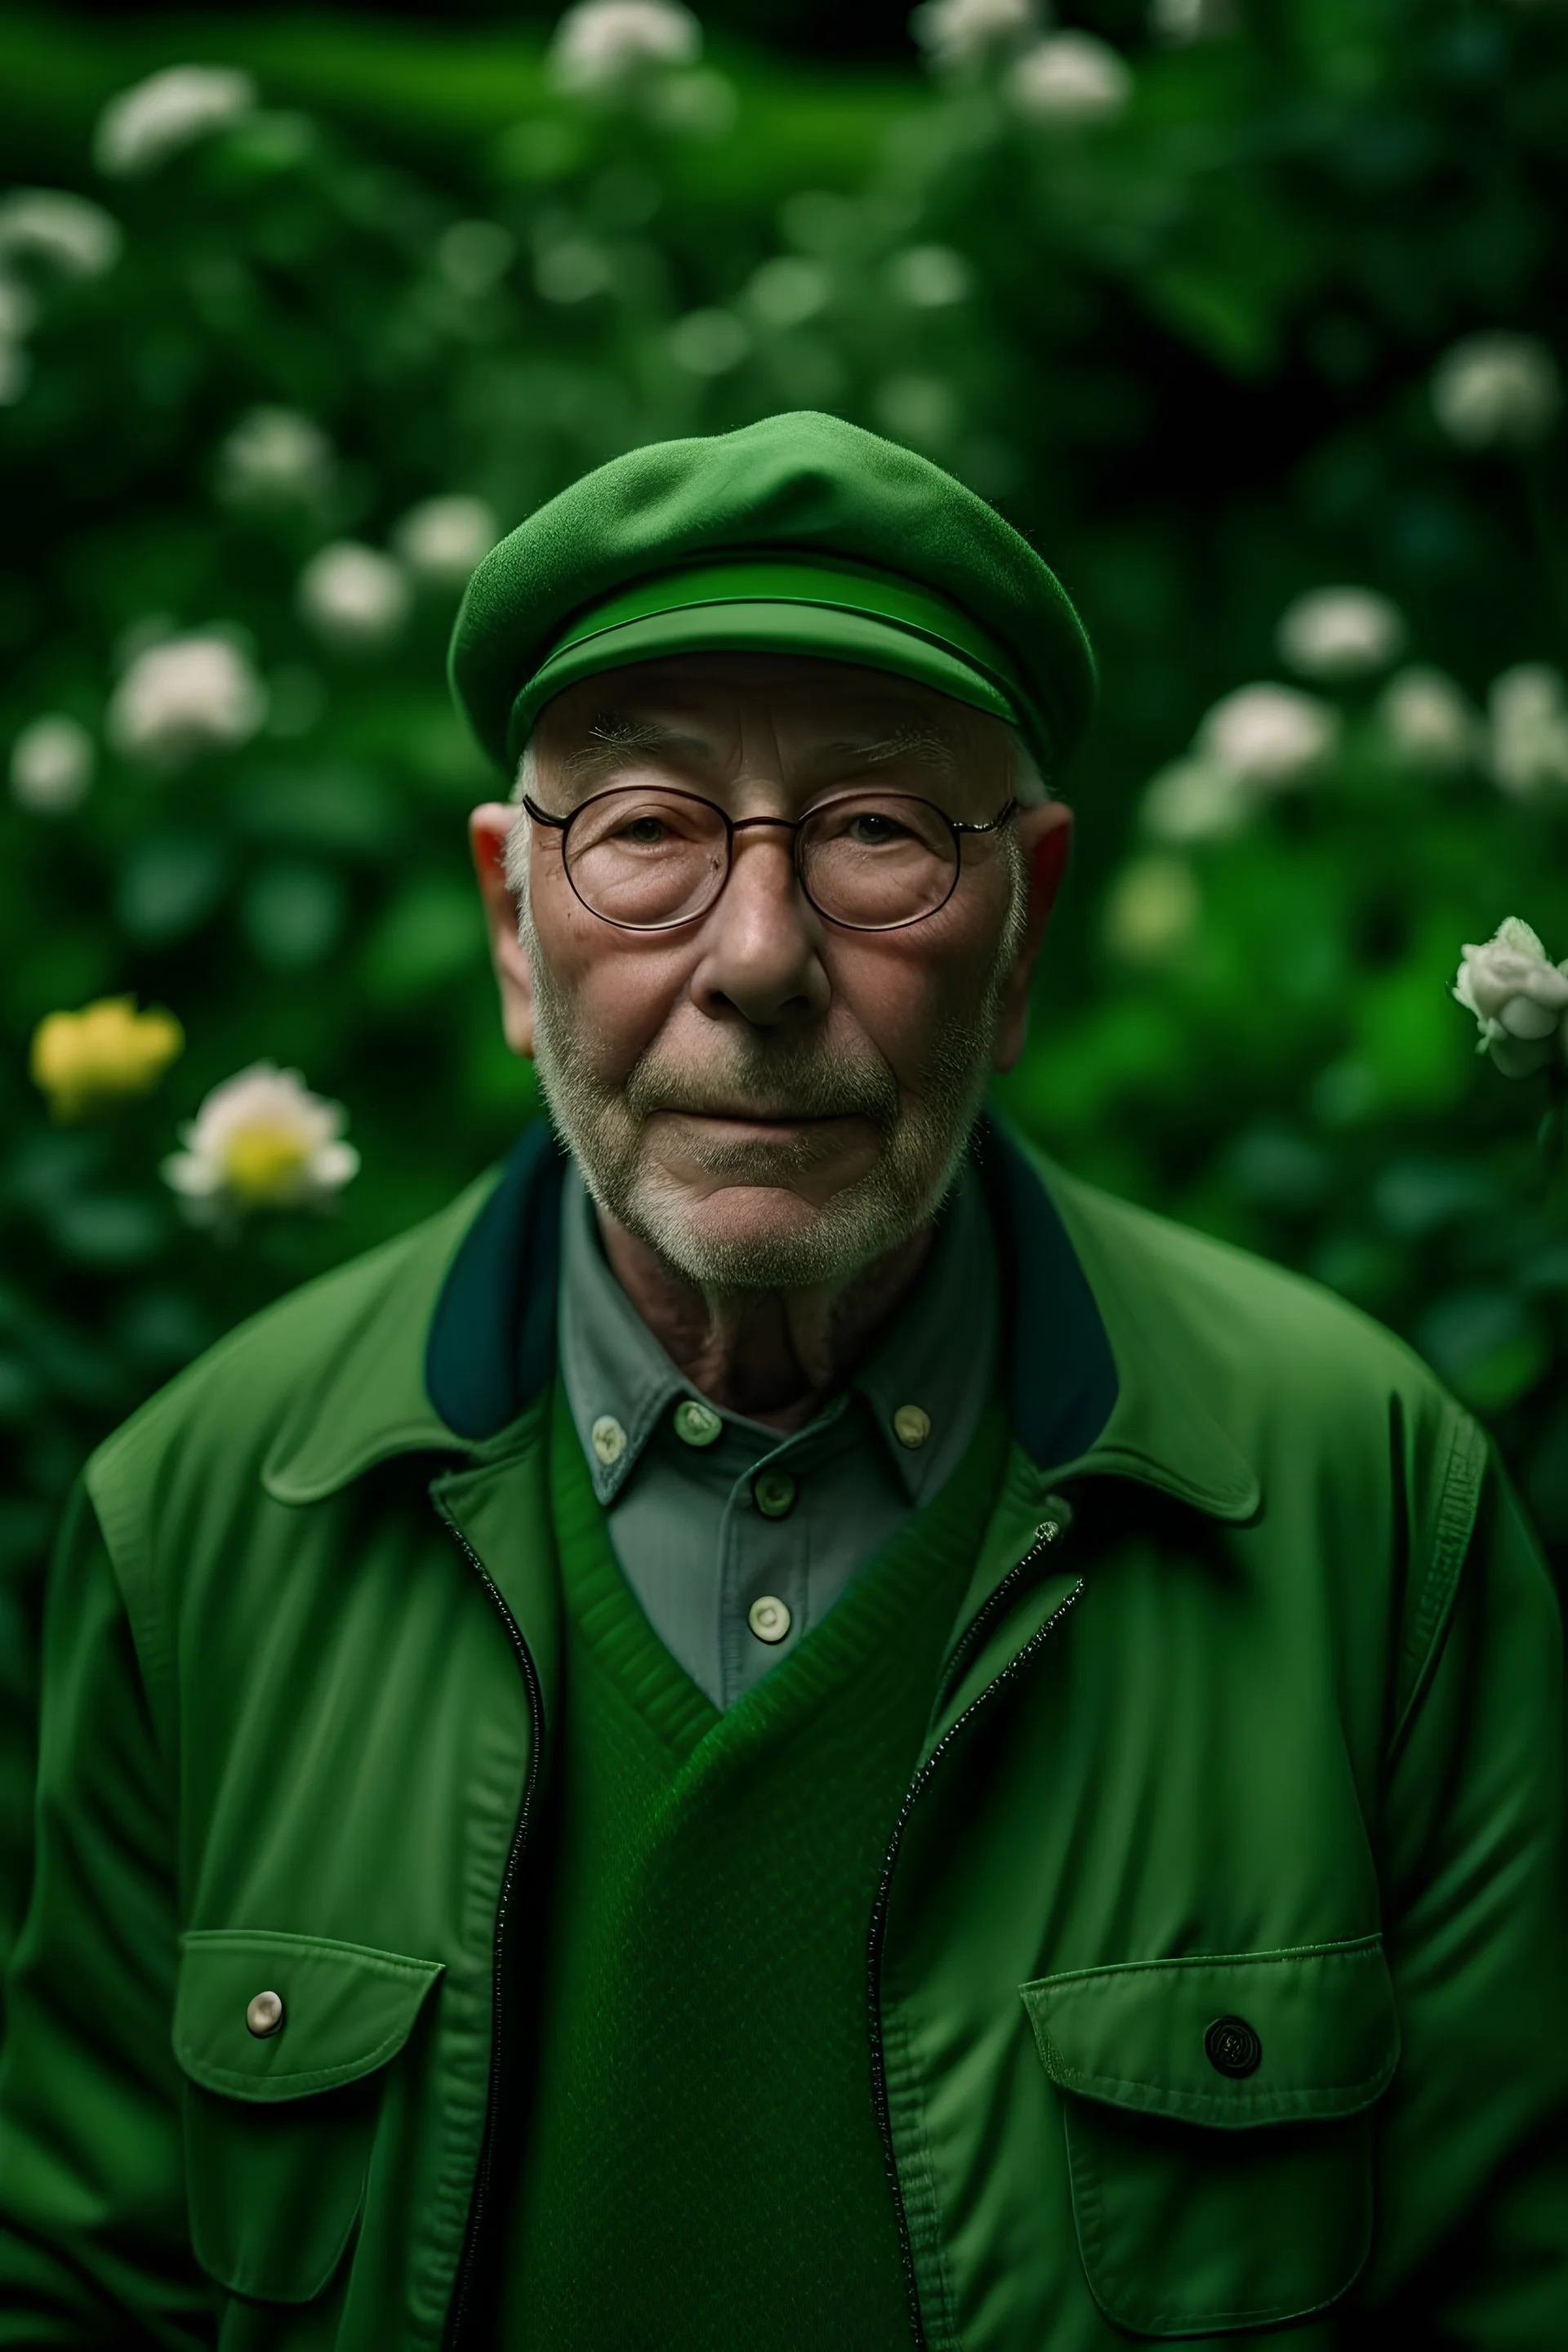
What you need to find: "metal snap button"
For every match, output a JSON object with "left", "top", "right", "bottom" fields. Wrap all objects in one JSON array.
[
  {"left": 673, "top": 1398, "right": 723, "bottom": 1449},
  {"left": 748, "top": 1594, "right": 791, "bottom": 1643},
  {"left": 1204, "top": 2014, "right": 1262, "bottom": 2078},
  {"left": 752, "top": 1468, "right": 798, "bottom": 1519},
  {"left": 246, "top": 1989, "right": 285, "bottom": 2039}
]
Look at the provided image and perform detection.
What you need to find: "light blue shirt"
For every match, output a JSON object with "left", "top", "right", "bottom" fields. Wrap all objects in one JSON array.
[{"left": 556, "top": 1161, "right": 1000, "bottom": 1710}]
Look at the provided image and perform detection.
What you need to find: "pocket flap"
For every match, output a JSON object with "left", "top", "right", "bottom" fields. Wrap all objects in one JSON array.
[
  {"left": 175, "top": 1929, "right": 443, "bottom": 2103},
  {"left": 1021, "top": 1935, "right": 1398, "bottom": 2130}
]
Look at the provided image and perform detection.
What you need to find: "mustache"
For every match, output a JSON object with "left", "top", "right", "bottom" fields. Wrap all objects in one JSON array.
[{"left": 621, "top": 1040, "right": 901, "bottom": 1132}]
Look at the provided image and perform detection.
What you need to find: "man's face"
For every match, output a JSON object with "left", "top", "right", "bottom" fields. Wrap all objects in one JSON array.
[{"left": 471, "top": 653, "right": 1070, "bottom": 1291}]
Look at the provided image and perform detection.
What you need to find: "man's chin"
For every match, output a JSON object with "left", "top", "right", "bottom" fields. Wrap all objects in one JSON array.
[{"left": 622, "top": 1173, "right": 891, "bottom": 1293}]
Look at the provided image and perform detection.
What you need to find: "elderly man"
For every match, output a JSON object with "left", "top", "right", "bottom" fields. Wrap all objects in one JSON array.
[{"left": 0, "top": 412, "right": 1562, "bottom": 2352}]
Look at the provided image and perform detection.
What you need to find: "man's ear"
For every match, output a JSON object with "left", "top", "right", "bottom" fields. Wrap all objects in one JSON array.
[
  {"left": 991, "top": 798, "right": 1074, "bottom": 1073},
  {"left": 469, "top": 804, "right": 535, "bottom": 1058}
]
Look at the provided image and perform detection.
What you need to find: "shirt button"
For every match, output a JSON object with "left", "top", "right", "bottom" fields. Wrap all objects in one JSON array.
[
  {"left": 246, "top": 1989, "right": 285, "bottom": 2039},
  {"left": 752, "top": 1468, "right": 798, "bottom": 1519},
  {"left": 590, "top": 1415, "right": 626, "bottom": 1467},
  {"left": 1204, "top": 2015, "right": 1262, "bottom": 2078},
  {"left": 893, "top": 1404, "right": 931, "bottom": 1450},
  {"left": 673, "top": 1398, "right": 723, "bottom": 1448},
  {"left": 748, "top": 1594, "right": 791, "bottom": 1643}
]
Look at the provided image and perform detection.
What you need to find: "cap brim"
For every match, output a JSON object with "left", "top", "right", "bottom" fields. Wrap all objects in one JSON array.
[{"left": 505, "top": 555, "right": 1050, "bottom": 771}]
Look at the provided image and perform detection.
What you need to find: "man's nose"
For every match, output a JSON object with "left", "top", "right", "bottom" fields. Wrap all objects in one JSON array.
[{"left": 690, "top": 823, "right": 831, "bottom": 1027}]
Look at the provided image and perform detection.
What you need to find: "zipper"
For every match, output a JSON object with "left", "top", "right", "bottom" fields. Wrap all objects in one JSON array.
[
  {"left": 866, "top": 1523, "right": 1084, "bottom": 2351},
  {"left": 434, "top": 1490, "right": 547, "bottom": 2352},
  {"left": 933, "top": 1501, "right": 1072, "bottom": 1718}
]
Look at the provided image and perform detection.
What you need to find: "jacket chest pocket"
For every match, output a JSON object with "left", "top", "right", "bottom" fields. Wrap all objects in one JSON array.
[
  {"left": 172, "top": 1928, "right": 443, "bottom": 2304},
  {"left": 1020, "top": 1936, "right": 1398, "bottom": 2340}
]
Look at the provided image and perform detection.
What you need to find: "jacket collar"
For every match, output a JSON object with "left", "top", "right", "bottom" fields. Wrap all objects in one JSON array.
[{"left": 262, "top": 1115, "right": 1258, "bottom": 1524}]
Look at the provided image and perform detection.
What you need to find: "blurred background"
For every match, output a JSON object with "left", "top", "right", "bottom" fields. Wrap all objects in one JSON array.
[{"left": 3, "top": 0, "right": 1568, "bottom": 1953}]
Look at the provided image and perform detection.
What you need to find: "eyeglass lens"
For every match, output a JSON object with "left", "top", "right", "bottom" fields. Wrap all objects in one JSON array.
[{"left": 563, "top": 787, "right": 961, "bottom": 931}]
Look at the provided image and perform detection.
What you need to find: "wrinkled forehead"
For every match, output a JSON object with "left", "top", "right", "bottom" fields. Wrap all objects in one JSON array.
[{"left": 528, "top": 651, "right": 1011, "bottom": 790}]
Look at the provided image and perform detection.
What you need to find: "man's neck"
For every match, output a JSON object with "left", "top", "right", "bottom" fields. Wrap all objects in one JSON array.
[{"left": 595, "top": 1212, "right": 938, "bottom": 1432}]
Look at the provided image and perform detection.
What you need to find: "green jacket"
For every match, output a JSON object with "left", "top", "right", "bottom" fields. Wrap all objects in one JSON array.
[{"left": 0, "top": 1124, "right": 1561, "bottom": 2350}]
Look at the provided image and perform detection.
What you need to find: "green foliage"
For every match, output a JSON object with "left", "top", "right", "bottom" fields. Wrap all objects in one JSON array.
[{"left": 3, "top": 0, "right": 1568, "bottom": 1913}]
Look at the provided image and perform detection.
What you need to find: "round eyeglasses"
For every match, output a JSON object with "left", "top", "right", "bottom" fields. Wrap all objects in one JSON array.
[{"left": 520, "top": 785, "right": 1018, "bottom": 934}]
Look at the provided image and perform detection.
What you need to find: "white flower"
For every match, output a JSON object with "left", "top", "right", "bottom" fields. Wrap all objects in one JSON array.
[
  {"left": 1453, "top": 917, "right": 1568, "bottom": 1079},
  {"left": 297, "top": 543, "right": 411, "bottom": 652},
  {"left": 1195, "top": 683, "right": 1340, "bottom": 791},
  {"left": 216, "top": 406, "right": 334, "bottom": 507},
  {"left": 392, "top": 495, "right": 498, "bottom": 586},
  {"left": 910, "top": 0, "right": 1042, "bottom": 72},
  {"left": 1374, "top": 666, "right": 1483, "bottom": 773},
  {"left": 1488, "top": 663, "right": 1568, "bottom": 798},
  {"left": 1007, "top": 33, "right": 1133, "bottom": 127},
  {"left": 107, "top": 632, "right": 267, "bottom": 767},
  {"left": 549, "top": 1, "right": 701, "bottom": 95},
  {"left": 10, "top": 715, "right": 95, "bottom": 813},
  {"left": 163, "top": 1062, "right": 359, "bottom": 1223},
  {"left": 1276, "top": 586, "right": 1405, "bottom": 683},
  {"left": 0, "top": 189, "right": 122, "bottom": 278},
  {"left": 1140, "top": 755, "right": 1251, "bottom": 844},
  {"left": 668, "top": 308, "right": 749, "bottom": 374},
  {"left": 743, "top": 256, "right": 832, "bottom": 327},
  {"left": 94, "top": 65, "right": 256, "bottom": 179},
  {"left": 1431, "top": 332, "right": 1562, "bottom": 452},
  {"left": 885, "top": 244, "right": 973, "bottom": 308},
  {"left": 1102, "top": 853, "right": 1200, "bottom": 965}
]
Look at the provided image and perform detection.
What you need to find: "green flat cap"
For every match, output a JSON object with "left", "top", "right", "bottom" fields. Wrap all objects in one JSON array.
[{"left": 448, "top": 411, "right": 1096, "bottom": 780}]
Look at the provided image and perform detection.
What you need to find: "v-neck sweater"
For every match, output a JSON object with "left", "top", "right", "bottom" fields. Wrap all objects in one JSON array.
[{"left": 495, "top": 1374, "right": 1010, "bottom": 2350}]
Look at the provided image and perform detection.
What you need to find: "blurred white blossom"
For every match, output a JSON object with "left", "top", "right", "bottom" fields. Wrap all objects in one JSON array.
[
  {"left": 298, "top": 543, "right": 412, "bottom": 651},
  {"left": 1102, "top": 853, "right": 1200, "bottom": 964},
  {"left": 0, "top": 189, "right": 121, "bottom": 277},
  {"left": 1453, "top": 918, "right": 1568, "bottom": 1079},
  {"left": 1007, "top": 33, "right": 1132, "bottom": 126},
  {"left": 1196, "top": 683, "right": 1340, "bottom": 791},
  {"left": 549, "top": 1, "right": 702, "bottom": 94},
  {"left": 1140, "top": 755, "right": 1251, "bottom": 844},
  {"left": 744, "top": 255, "right": 832, "bottom": 327},
  {"left": 163, "top": 1062, "right": 359, "bottom": 1224},
  {"left": 1276, "top": 586, "right": 1405, "bottom": 683},
  {"left": 94, "top": 65, "right": 256, "bottom": 179},
  {"left": 108, "top": 633, "right": 267, "bottom": 767},
  {"left": 216, "top": 407, "right": 334, "bottom": 507},
  {"left": 886, "top": 245, "right": 973, "bottom": 307},
  {"left": 1431, "top": 332, "right": 1562, "bottom": 452},
  {"left": 1488, "top": 663, "right": 1568, "bottom": 798},
  {"left": 1374, "top": 666, "right": 1483, "bottom": 773},
  {"left": 393, "top": 495, "right": 499, "bottom": 586},
  {"left": 911, "top": 0, "right": 1042, "bottom": 72},
  {"left": 10, "top": 715, "right": 95, "bottom": 814}
]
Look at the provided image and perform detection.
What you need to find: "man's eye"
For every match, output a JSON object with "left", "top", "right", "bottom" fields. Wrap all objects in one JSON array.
[
  {"left": 844, "top": 811, "right": 910, "bottom": 845},
  {"left": 616, "top": 815, "right": 671, "bottom": 845}
]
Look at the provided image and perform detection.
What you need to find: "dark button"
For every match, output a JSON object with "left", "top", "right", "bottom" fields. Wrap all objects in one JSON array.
[{"left": 1204, "top": 2014, "right": 1262, "bottom": 2078}]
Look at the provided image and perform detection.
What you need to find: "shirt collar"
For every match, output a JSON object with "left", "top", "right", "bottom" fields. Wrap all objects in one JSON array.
[{"left": 555, "top": 1158, "right": 1000, "bottom": 1508}]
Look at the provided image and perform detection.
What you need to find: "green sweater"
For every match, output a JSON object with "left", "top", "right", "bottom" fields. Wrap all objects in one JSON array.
[{"left": 498, "top": 1377, "right": 1010, "bottom": 2350}]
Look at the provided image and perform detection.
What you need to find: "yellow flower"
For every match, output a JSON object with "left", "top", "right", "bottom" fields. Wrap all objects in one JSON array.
[{"left": 29, "top": 996, "right": 184, "bottom": 1120}]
